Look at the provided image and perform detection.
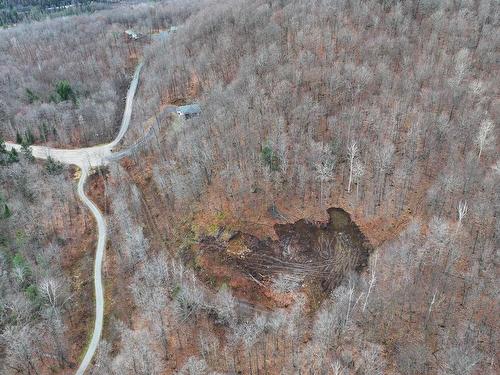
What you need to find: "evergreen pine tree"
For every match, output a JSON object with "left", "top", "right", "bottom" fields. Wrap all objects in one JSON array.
[
  {"left": 26, "top": 88, "right": 39, "bottom": 103},
  {"left": 7, "top": 149, "right": 19, "bottom": 163},
  {"left": 39, "top": 123, "right": 49, "bottom": 142},
  {"left": 21, "top": 142, "right": 34, "bottom": 162},
  {"left": 24, "top": 129, "right": 35, "bottom": 145},
  {"left": 3, "top": 204, "right": 11, "bottom": 219},
  {"left": 45, "top": 156, "right": 63, "bottom": 175},
  {"left": 16, "top": 131, "right": 23, "bottom": 144}
]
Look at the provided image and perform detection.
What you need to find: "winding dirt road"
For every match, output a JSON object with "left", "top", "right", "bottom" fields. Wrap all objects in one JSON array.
[
  {"left": 5, "top": 62, "right": 143, "bottom": 374},
  {"left": 75, "top": 168, "right": 108, "bottom": 375},
  {"left": 5, "top": 62, "right": 143, "bottom": 169}
]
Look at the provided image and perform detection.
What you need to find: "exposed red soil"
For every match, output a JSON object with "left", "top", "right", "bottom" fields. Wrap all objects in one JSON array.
[
  {"left": 193, "top": 239, "right": 278, "bottom": 309},
  {"left": 192, "top": 208, "right": 371, "bottom": 312},
  {"left": 86, "top": 168, "right": 111, "bottom": 214}
]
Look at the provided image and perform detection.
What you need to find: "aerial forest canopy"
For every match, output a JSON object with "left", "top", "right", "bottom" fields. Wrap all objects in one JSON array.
[
  {"left": 0, "top": 2, "right": 194, "bottom": 147},
  {"left": 0, "top": 0, "right": 100, "bottom": 27},
  {"left": 0, "top": 0, "right": 498, "bottom": 374}
]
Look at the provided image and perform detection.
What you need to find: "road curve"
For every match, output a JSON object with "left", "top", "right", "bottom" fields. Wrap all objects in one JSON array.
[
  {"left": 109, "top": 61, "right": 143, "bottom": 149},
  {"left": 75, "top": 168, "right": 107, "bottom": 375},
  {"left": 75, "top": 61, "right": 143, "bottom": 375},
  {"left": 5, "top": 62, "right": 143, "bottom": 374},
  {"left": 5, "top": 62, "right": 144, "bottom": 170}
]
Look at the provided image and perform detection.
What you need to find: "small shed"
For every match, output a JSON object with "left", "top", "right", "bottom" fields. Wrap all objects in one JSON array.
[
  {"left": 125, "top": 29, "right": 139, "bottom": 40},
  {"left": 176, "top": 104, "right": 201, "bottom": 119}
]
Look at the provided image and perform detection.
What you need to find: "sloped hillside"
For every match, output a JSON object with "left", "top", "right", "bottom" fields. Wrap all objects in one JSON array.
[
  {"left": 0, "top": 2, "right": 194, "bottom": 147},
  {"left": 109, "top": 0, "right": 498, "bottom": 373}
]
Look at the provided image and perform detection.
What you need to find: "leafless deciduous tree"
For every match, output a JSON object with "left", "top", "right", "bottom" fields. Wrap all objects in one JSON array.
[
  {"left": 315, "top": 159, "right": 334, "bottom": 208},
  {"left": 362, "top": 344, "right": 386, "bottom": 375},
  {"left": 91, "top": 340, "right": 113, "bottom": 375},
  {"left": 39, "top": 277, "right": 69, "bottom": 310},
  {"left": 476, "top": 120, "right": 494, "bottom": 160},
  {"left": 1, "top": 324, "right": 41, "bottom": 375},
  {"left": 456, "top": 200, "right": 468, "bottom": 233},
  {"left": 211, "top": 287, "right": 237, "bottom": 326},
  {"left": 442, "top": 345, "right": 483, "bottom": 375},
  {"left": 176, "top": 356, "right": 209, "bottom": 375},
  {"left": 347, "top": 141, "right": 358, "bottom": 193},
  {"left": 112, "top": 326, "right": 164, "bottom": 375},
  {"left": 352, "top": 159, "right": 365, "bottom": 200},
  {"left": 363, "top": 253, "right": 378, "bottom": 313}
]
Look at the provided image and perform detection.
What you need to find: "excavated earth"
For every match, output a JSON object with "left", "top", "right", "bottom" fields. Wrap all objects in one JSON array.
[{"left": 194, "top": 208, "right": 372, "bottom": 310}]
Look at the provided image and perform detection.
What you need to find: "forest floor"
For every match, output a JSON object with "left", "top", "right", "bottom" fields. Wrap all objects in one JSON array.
[
  {"left": 116, "top": 151, "right": 407, "bottom": 315},
  {"left": 90, "top": 99, "right": 445, "bottom": 374},
  {"left": 52, "top": 166, "right": 126, "bottom": 373},
  {"left": 84, "top": 169, "right": 139, "bottom": 342},
  {"left": 56, "top": 167, "right": 95, "bottom": 371},
  {"left": 90, "top": 112, "right": 459, "bottom": 374}
]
